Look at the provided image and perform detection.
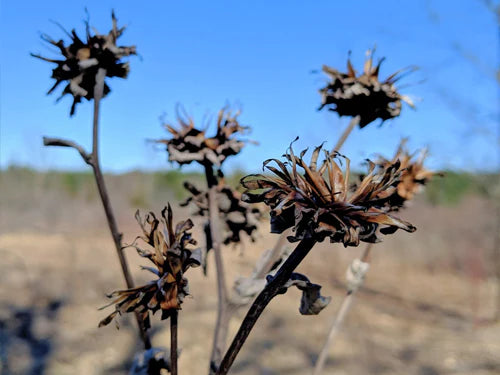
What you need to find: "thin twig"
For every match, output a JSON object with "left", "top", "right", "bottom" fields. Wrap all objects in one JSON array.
[
  {"left": 333, "top": 115, "right": 360, "bottom": 153},
  {"left": 171, "top": 310, "right": 178, "bottom": 375},
  {"left": 204, "top": 163, "right": 235, "bottom": 374},
  {"left": 42, "top": 68, "right": 150, "bottom": 348},
  {"left": 312, "top": 243, "right": 373, "bottom": 375},
  {"left": 43, "top": 136, "right": 93, "bottom": 165},
  {"left": 216, "top": 237, "right": 317, "bottom": 375}
]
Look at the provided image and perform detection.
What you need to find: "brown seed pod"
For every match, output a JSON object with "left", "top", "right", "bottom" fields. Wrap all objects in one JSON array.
[
  {"left": 180, "top": 179, "right": 264, "bottom": 245},
  {"left": 319, "top": 50, "right": 415, "bottom": 127},
  {"left": 241, "top": 142, "right": 416, "bottom": 246},
  {"left": 375, "top": 139, "right": 440, "bottom": 210},
  {"left": 156, "top": 107, "right": 250, "bottom": 167},
  {"left": 98, "top": 205, "right": 201, "bottom": 329},
  {"left": 32, "top": 11, "right": 136, "bottom": 115}
]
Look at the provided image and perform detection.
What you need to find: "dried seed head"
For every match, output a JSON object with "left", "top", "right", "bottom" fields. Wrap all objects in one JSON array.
[
  {"left": 180, "top": 179, "right": 264, "bottom": 245},
  {"left": 319, "top": 49, "right": 415, "bottom": 128},
  {"left": 157, "top": 107, "right": 250, "bottom": 167},
  {"left": 98, "top": 205, "right": 201, "bottom": 329},
  {"left": 32, "top": 11, "right": 136, "bottom": 116},
  {"left": 241, "top": 142, "right": 416, "bottom": 246},
  {"left": 375, "top": 139, "right": 439, "bottom": 209}
]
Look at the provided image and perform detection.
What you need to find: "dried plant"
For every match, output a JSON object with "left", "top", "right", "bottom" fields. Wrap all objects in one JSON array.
[
  {"left": 31, "top": 12, "right": 136, "bottom": 115},
  {"left": 319, "top": 49, "right": 415, "bottom": 128},
  {"left": 375, "top": 139, "right": 439, "bottom": 209},
  {"left": 181, "top": 180, "right": 264, "bottom": 246},
  {"left": 157, "top": 107, "right": 250, "bottom": 167},
  {"left": 99, "top": 205, "right": 201, "bottom": 328},
  {"left": 241, "top": 142, "right": 416, "bottom": 246}
]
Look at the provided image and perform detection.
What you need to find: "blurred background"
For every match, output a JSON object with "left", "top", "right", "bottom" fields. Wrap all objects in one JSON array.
[{"left": 0, "top": 1, "right": 499, "bottom": 374}]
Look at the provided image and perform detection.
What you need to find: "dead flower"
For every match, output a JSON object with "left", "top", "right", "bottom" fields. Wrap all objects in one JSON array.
[
  {"left": 98, "top": 205, "right": 201, "bottom": 329},
  {"left": 32, "top": 11, "right": 136, "bottom": 115},
  {"left": 181, "top": 180, "right": 264, "bottom": 245},
  {"left": 156, "top": 107, "right": 250, "bottom": 167},
  {"left": 375, "top": 139, "right": 439, "bottom": 209},
  {"left": 319, "top": 49, "right": 415, "bottom": 127},
  {"left": 241, "top": 142, "right": 416, "bottom": 246}
]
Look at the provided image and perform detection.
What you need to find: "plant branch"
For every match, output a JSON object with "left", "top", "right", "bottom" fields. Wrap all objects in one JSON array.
[
  {"left": 333, "top": 115, "right": 360, "bottom": 153},
  {"left": 42, "top": 137, "right": 93, "bottom": 165},
  {"left": 204, "top": 163, "right": 234, "bottom": 373},
  {"left": 170, "top": 311, "right": 178, "bottom": 375},
  {"left": 216, "top": 237, "right": 317, "bottom": 375},
  {"left": 312, "top": 242, "right": 373, "bottom": 375}
]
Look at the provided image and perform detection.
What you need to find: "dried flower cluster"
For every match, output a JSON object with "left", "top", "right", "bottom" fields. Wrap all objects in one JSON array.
[
  {"left": 241, "top": 143, "right": 416, "bottom": 246},
  {"left": 157, "top": 108, "right": 250, "bottom": 167},
  {"left": 32, "top": 12, "right": 136, "bottom": 115},
  {"left": 375, "top": 139, "right": 438, "bottom": 210},
  {"left": 319, "top": 50, "right": 415, "bottom": 127},
  {"left": 181, "top": 180, "right": 263, "bottom": 245},
  {"left": 99, "top": 205, "right": 201, "bottom": 329}
]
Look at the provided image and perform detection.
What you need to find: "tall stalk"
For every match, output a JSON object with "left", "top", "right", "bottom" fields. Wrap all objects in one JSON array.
[
  {"left": 170, "top": 311, "right": 178, "bottom": 375},
  {"left": 216, "top": 237, "right": 317, "bottom": 375},
  {"left": 204, "top": 163, "right": 236, "bottom": 373},
  {"left": 333, "top": 115, "right": 360, "bottom": 153},
  {"left": 312, "top": 243, "right": 373, "bottom": 375},
  {"left": 43, "top": 68, "right": 150, "bottom": 348}
]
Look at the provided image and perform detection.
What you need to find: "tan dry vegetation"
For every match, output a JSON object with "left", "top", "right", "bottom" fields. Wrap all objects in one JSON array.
[{"left": 0, "top": 171, "right": 498, "bottom": 375}]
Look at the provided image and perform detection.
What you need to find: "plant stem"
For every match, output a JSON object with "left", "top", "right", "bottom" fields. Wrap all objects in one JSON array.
[
  {"left": 204, "top": 163, "right": 234, "bottom": 373},
  {"left": 312, "top": 243, "right": 373, "bottom": 375},
  {"left": 170, "top": 310, "right": 178, "bottom": 375},
  {"left": 216, "top": 237, "right": 316, "bottom": 375},
  {"left": 333, "top": 115, "right": 360, "bottom": 153},
  {"left": 90, "top": 68, "right": 150, "bottom": 348}
]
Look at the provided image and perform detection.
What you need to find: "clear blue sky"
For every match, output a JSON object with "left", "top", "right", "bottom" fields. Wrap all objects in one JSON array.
[{"left": 0, "top": 0, "right": 498, "bottom": 173}]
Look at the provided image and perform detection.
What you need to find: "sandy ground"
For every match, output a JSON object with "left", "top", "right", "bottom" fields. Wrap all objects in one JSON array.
[{"left": 0, "top": 186, "right": 499, "bottom": 374}]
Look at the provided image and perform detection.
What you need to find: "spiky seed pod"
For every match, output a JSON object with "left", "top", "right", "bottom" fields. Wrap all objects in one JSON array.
[
  {"left": 180, "top": 180, "right": 264, "bottom": 245},
  {"left": 157, "top": 108, "right": 250, "bottom": 167},
  {"left": 32, "top": 12, "right": 136, "bottom": 116},
  {"left": 319, "top": 50, "right": 415, "bottom": 128},
  {"left": 240, "top": 143, "right": 416, "bottom": 246},
  {"left": 98, "top": 205, "right": 201, "bottom": 329},
  {"left": 375, "top": 139, "right": 439, "bottom": 210}
]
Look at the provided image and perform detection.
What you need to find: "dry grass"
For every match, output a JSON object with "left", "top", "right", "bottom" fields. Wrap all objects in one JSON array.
[{"left": 0, "top": 171, "right": 498, "bottom": 374}]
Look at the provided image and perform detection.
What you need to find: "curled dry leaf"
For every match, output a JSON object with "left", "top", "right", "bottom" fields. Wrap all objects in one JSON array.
[
  {"left": 32, "top": 11, "right": 136, "bottom": 115},
  {"left": 280, "top": 273, "right": 332, "bottom": 315},
  {"left": 98, "top": 204, "right": 201, "bottom": 329},
  {"left": 375, "top": 139, "right": 441, "bottom": 210},
  {"left": 319, "top": 49, "right": 416, "bottom": 127},
  {"left": 241, "top": 142, "right": 416, "bottom": 247},
  {"left": 157, "top": 107, "right": 250, "bottom": 167},
  {"left": 180, "top": 179, "right": 264, "bottom": 245}
]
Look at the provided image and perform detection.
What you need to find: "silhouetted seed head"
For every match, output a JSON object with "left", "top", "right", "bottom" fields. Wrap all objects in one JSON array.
[
  {"left": 98, "top": 205, "right": 201, "bottom": 329},
  {"left": 375, "top": 139, "right": 439, "bottom": 210},
  {"left": 157, "top": 107, "right": 250, "bottom": 167},
  {"left": 240, "top": 142, "right": 416, "bottom": 246},
  {"left": 32, "top": 11, "right": 136, "bottom": 116},
  {"left": 319, "top": 49, "right": 415, "bottom": 128},
  {"left": 180, "top": 179, "right": 264, "bottom": 245}
]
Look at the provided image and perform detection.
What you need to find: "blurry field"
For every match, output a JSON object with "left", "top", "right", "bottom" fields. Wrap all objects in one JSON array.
[{"left": 0, "top": 168, "right": 499, "bottom": 375}]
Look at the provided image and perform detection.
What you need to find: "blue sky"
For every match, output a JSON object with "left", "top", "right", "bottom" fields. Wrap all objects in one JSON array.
[{"left": 0, "top": 0, "right": 498, "bottom": 173}]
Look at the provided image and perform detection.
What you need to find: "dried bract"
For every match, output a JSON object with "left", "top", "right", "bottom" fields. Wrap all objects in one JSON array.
[
  {"left": 98, "top": 205, "right": 201, "bottom": 329},
  {"left": 32, "top": 12, "right": 136, "bottom": 115},
  {"left": 241, "top": 143, "right": 416, "bottom": 246},
  {"left": 376, "top": 139, "right": 438, "bottom": 209},
  {"left": 181, "top": 180, "right": 263, "bottom": 245},
  {"left": 157, "top": 108, "right": 249, "bottom": 167},
  {"left": 319, "top": 50, "right": 415, "bottom": 127}
]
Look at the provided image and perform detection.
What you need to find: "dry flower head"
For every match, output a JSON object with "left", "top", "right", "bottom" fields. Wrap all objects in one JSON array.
[
  {"left": 319, "top": 49, "right": 415, "bottom": 127},
  {"left": 157, "top": 107, "right": 250, "bottom": 167},
  {"left": 241, "top": 142, "right": 416, "bottom": 246},
  {"left": 99, "top": 205, "right": 201, "bottom": 329},
  {"left": 181, "top": 179, "right": 264, "bottom": 245},
  {"left": 375, "top": 139, "right": 438, "bottom": 209},
  {"left": 32, "top": 11, "right": 136, "bottom": 115}
]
